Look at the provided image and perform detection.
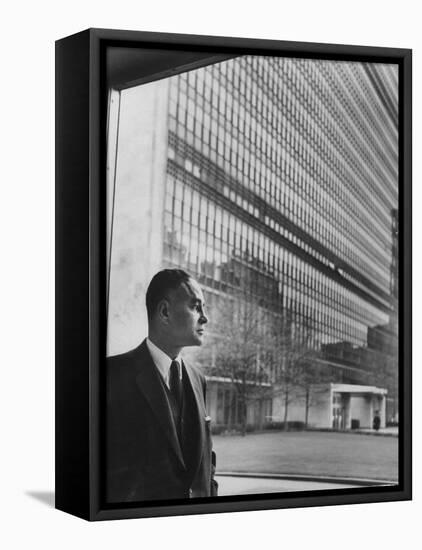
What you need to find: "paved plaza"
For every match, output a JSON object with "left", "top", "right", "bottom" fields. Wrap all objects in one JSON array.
[
  {"left": 215, "top": 475, "right": 364, "bottom": 496},
  {"left": 213, "top": 430, "right": 398, "bottom": 483}
]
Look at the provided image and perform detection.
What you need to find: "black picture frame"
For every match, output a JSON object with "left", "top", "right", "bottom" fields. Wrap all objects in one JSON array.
[{"left": 55, "top": 28, "right": 412, "bottom": 521}]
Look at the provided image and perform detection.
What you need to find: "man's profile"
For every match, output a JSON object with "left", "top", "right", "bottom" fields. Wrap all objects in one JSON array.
[{"left": 106, "top": 269, "right": 218, "bottom": 503}]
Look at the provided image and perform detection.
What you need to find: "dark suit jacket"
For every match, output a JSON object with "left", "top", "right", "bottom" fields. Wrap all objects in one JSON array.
[{"left": 106, "top": 339, "right": 217, "bottom": 503}]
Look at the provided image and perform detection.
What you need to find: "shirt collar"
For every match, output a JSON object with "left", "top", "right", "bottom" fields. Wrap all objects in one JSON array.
[{"left": 146, "top": 337, "right": 182, "bottom": 386}]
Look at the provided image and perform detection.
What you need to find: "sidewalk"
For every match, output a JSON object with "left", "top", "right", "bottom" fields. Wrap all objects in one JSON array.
[{"left": 215, "top": 475, "right": 361, "bottom": 496}]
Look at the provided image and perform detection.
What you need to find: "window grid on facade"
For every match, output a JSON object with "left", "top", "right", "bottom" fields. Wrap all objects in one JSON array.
[{"left": 164, "top": 55, "right": 397, "bottom": 359}]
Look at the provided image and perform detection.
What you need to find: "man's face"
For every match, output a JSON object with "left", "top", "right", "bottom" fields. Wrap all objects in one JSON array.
[{"left": 166, "top": 278, "right": 208, "bottom": 348}]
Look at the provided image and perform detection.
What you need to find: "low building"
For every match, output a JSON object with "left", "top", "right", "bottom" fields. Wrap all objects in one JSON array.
[
  {"left": 272, "top": 383, "right": 387, "bottom": 430},
  {"left": 205, "top": 376, "right": 273, "bottom": 433}
]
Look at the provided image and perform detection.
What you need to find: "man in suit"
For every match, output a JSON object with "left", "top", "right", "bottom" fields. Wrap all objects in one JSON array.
[{"left": 106, "top": 269, "right": 218, "bottom": 503}]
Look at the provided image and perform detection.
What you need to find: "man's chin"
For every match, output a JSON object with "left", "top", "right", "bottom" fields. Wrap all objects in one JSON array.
[{"left": 192, "top": 334, "right": 205, "bottom": 346}]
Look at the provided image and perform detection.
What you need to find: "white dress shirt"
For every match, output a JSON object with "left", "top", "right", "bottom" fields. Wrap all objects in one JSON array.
[{"left": 146, "top": 337, "right": 182, "bottom": 389}]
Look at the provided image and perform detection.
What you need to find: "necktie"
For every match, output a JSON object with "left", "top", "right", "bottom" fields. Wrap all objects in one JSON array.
[{"left": 169, "top": 360, "right": 182, "bottom": 410}]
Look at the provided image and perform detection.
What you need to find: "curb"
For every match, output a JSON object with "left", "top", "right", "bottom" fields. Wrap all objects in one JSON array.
[
  {"left": 216, "top": 471, "right": 397, "bottom": 487},
  {"left": 306, "top": 428, "right": 398, "bottom": 438},
  {"left": 213, "top": 428, "right": 399, "bottom": 438}
]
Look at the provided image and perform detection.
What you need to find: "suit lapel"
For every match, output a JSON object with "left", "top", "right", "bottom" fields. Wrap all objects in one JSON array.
[
  {"left": 134, "top": 341, "right": 186, "bottom": 470},
  {"left": 182, "top": 361, "right": 206, "bottom": 478}
]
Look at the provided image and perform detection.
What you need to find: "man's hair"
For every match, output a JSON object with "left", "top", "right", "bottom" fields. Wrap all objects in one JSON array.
[{"left": 146, "top": 269, "right": 192, "bottom": 321}]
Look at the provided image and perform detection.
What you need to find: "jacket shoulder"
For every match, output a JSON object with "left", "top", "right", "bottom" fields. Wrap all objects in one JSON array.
[
  {"left": 183, "top": 360, "right": 207, "bottom": 388},
  {"left": 107, "top": 340, "right": 147, "bottom": 363},
  {"left": 106, "top": 340, "right": 148, "bottom": 379}
]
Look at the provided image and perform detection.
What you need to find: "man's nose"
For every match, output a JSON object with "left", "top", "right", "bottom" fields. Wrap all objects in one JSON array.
[{"left": 199, "top": 312, "right": 208, "bottom": 325}]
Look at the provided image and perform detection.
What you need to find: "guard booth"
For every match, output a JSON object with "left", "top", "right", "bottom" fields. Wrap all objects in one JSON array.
[
  {"left": 272, "top": 383, "right": 387, "bottom": 430},
  {"left": 330, "top": 384, "right": 387, "bottom": 430}
]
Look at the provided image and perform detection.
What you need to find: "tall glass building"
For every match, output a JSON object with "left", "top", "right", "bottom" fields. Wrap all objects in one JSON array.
[{"left": 107, "top": 55, "right": 398, "bottom": 430}]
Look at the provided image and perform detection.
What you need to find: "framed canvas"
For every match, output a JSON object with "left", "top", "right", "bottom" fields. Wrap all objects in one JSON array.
[{"left": 55, "top": 28, "right": 412, "bottom": 521}]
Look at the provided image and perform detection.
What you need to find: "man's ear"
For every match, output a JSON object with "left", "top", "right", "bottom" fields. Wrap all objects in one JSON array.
[{"left": 157, "top": 298, "right": 170, "bottom": 324}]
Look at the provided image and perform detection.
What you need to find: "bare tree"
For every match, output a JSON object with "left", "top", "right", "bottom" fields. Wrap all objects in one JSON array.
[
  {"left": 203, "top": 293, "right": 326, "bottom": 434},
  {"left": 269, "top": 314, "right": 322, "bottom": 430},
  {"left": 209, "top": 297, "right": 274, "bottom": 435},
  {"left": 295, "top": 355, "right": 331, "bottom": 428}
]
